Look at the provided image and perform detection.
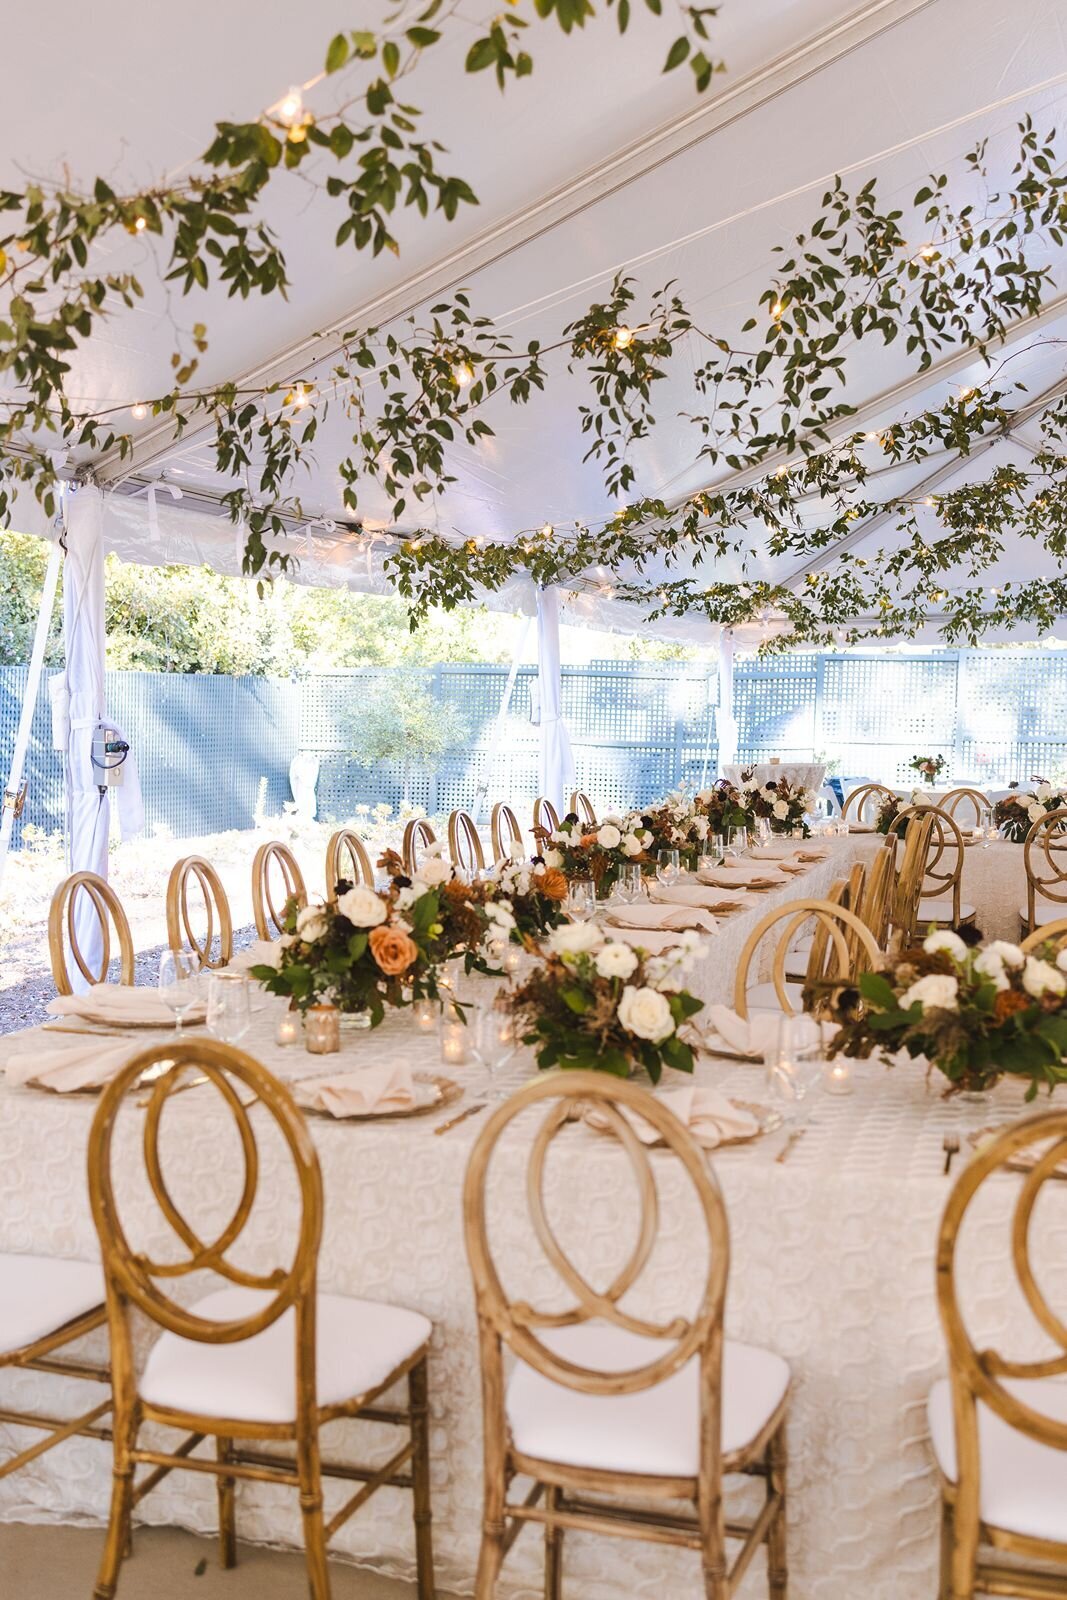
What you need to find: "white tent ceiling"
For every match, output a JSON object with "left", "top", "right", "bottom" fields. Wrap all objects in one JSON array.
[{"left": 4, "top": 0, "right": 1067, "bottom": 640}]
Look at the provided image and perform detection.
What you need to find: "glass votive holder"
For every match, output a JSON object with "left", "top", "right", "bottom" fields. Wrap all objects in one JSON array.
[
  {"left": 439, "top": 1008, "right": 471, "bottom": 1067},
  {"left": 305, "top": 1003, "right": 341, "bottom": 1055},
  {"left": 791, "top": 824, "right": 805, "bottom": 840},
  {"left": 275, "top": 1010, "right": 301, "bottom": 1047},
  {"left": 501, "top": 943, "right": 523, "bottom": 977},
  {"left": 413, "top": 996, "right": 437, "bottom": 1033},
  {"left": 824, "top": 1058, "right": 854, "bottom": 1096}
]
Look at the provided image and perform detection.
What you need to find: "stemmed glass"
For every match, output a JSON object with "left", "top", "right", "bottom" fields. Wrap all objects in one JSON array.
[
  {"left": 473, "top": 989, "right": 517, "bottom": 1101},
  {"left": 763, "top": 1014, "right": 823, "bottom": 1130},
  {"left": 206, "top": 971, "right": 251, "bottom": 1044},
  {"left": 158, "top": 950, "right": 200, "bottom": 1035},
  {"left": 656, "top": 849, "right": 681, "bottom": 888},
  {"left": 725, "top": 827, "right": 749, "bottom": 860},
  {"left": 618, "top": 864, "right": 644, "bottom": 902}
]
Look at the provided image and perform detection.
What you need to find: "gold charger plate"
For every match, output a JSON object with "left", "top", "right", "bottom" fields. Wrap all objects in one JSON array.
[
  {"left": 46, "top": 1010, "right": 206, "bottom": 1031},
  {"left": 296, "top": 1072, "right": 463, "bottom": 1123}
]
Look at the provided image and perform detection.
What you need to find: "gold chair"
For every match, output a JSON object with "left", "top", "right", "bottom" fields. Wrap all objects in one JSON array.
[
  {"left": 0, "top": 1254, "right": 111, "bottom": 1482},
  {"left": 251, "top": 841, "right": 307, "bottom": 940},
  {"left": 447, "top": 810, "right": 486, "bottom": 875},
  {"left": 48, "top": 872, "right": 136, "bottom": 995},
  {"left": 858, "top": 839, "right": 895, "bottom": 949},
  {"left": 1022, "top": 807, "right": 1067, "bottom": 936},
  {"left": 490, "top": 803, "right": 524, "bottom": 864},
  {"left": 87, "top": 1039, "right": 435, "bottom": 1600},
  {"left": 324, "top": 828, "right": 375, "bottom": 894},
  {"left": 888, "top": 805, "right": 973, "bottom": 931},
  {"left": 402, "top": 819, "right": 437, "bottom": 876},
  {"left": 885, "top": 810, "right": 937, "bottom": 947},
  {"left": 941, "top": 787, "right": 992, "bottom": 829},
  {"left": 532, "top": 797, "right": 561, "bottom": 838},
  {"left": 734, "top": 895, "right": 882, "bottom": 1019},
  {"left": 463, "top": 1070, "right": 790, "bottom": 1600},
  {"left": 840, "top": 783, "right": 895, "bottom": 825},
  {"left": 931, "top": 1109, "right": 1067, "bottom": 1599},
  {"left": 165, "top": 856, "right": 234, "bottom": 970},
  {"left": 568, "top": 791, "right": 597, "bottom": 826},
  {"left": 1022, "top": 917, "right": 1067, "bottom": 953}
]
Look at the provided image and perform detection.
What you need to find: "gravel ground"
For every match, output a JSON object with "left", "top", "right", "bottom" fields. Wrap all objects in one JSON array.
[{"left": 0, "top": 924, "right": 260, "bottom": 1036}]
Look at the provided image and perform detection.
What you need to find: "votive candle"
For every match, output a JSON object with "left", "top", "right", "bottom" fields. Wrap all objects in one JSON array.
[
  {"left": 825, "top": 1058, "right": 853, "bottom": 1096},
  {"left": 276, "top": 1011, "right": 301, "bottom": 1047},
  {"left": 305, "top": 1004, "right": 341, "bottom": 1055},
  {"left": 413, "top": 997, "right": 437, "bottom": 1033}
]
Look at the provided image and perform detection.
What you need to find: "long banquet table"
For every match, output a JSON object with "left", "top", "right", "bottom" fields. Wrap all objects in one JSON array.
[{"left": 0, "top": 836, "right": 1058, "bottom": 1598}]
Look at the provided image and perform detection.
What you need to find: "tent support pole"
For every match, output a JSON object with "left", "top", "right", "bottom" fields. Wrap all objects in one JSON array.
[
  {"left": 473, "top": 616, "right": 532, "bottom": 827},
  {"left": 0, "top": 541, "right": 61, "bottom": 897},
  {"left": 713, "top": 630, "right": 739, "bottom": 783}
]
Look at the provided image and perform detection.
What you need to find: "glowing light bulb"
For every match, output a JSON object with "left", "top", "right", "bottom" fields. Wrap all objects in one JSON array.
[
  {"left": 452, "top": 361, "right": 473, "bottom": 388},
  {"left": 923, "top": 496, "right": 935, "bottom": 508},
  {"left": 989, "top": 586, "right": 1000, "bottom": 596},
  {"left": 864, "top": 431, "right": 879, "bottom": 442},
  {"left": 612, "top": 327, "right": 634, "bottom": 351},
  {"left": 771, "top": 299, "right": 785, "bottom": 319},
  {"left": 540, "top": 523, "right": 554, "bottom": 538},
  {"left": 132, "top": 216, "right": 147, "bottom": 233},
  {"left": 958, "top": 386, "right": 975, "bottom": 401},
  {"left": 919, "top": 245, "right": 937, "bottom": 259},
  {"left": 130, "top": 403, "right": 148, "bottom": 421},
  {"left": 277, "top": 86, "right": 304, "bottom": 126}
]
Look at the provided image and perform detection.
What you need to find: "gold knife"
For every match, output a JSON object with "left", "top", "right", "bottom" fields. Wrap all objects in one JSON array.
[
  {"left": 775, "top": 1127, "right": 808, "bottom": 1164},
  {"left": 434, "top": 1101, "right": 488, "bottom": 1136}
]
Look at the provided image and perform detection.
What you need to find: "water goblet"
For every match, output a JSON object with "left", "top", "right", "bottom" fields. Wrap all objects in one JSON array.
[
  {"left": 158, "top": 949, "right": 199, "bottom": 1035},
  {"left": 656, "top": 849, "right": 681, "bottom": 887},
  {"left": 566, "top": 880, "right": 597, "bottom": 921},
  {"left": 764, "top": 1014, "right": 823, "bottom": 1129},
  {"left": 206, "top": 971, "right": 251, "bottom": 1044},
  {"left": 725, "top": 827, "right": 749, "bottom": 860}
]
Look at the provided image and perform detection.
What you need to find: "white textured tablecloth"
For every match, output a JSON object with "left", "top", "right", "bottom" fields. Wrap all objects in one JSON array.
[
  {"left": 840, "top": 834, "right": 1025, "bottom": 942},
  {"left": 0, "top": 847, "right": 1055, "bottom": 1598},
  {"left": 724, "top": 763, "right": 826, "bottom": 793}
]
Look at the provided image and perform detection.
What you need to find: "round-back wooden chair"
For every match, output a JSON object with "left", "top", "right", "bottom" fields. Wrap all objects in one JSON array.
[
  {"left": 840, "top": 783, "right": 895, "bottom": 825},
  {"left": 1022, "top": 807, "right": 1067, "bottom": 936},
  {"left": 532, "top": 797, "right": 560, "bottom": 838},
  {"left": 86, "top": 1038, "right": 435, "bottom": 1600},
  {"left": 932, "top": 1109, "right": 1067, "bottom": 1599},
  {"left": 48, "top": 871, "right": 136, "bottom": 995},
  {"left": 325, "top": 828, "right": 375, "bottom": 895},
  {"left": 858, "top": 839, "right": 896, "bottom": 950},
  {"left": 251, "top": 841, "right": 307, "bottom": 940},
  {"left": 402, "top": 818, "right": 437, "bottom": 876},
  {"left": 884, "top": 809, "right": 936, "bottom": 947},
  {"left": 1021, "top": 917, "right": 1067, "bottom": 954},
  {"left": 166, "top": 856, "right": 233, "bottom": 970},
  {"left": 734, "top": 896, "right": 882, "bottom": 1019},
  {"left": 941, "top": 787, "right": 992, "bottom": 829},
  {"left": 490, "top": 803, "right": 523, "bottom": 864},
  {"left": 888, "top": 804, "right": 972, "bottom": 932},
  {"left": 462, "top": 1069, "right": 789, "bottom": 1600},
  {"left": 568, "top": 791, "right": 597, "bottom": 826},
  {"left": 447, "top": 810, "right": 485, "bottom": 875}
]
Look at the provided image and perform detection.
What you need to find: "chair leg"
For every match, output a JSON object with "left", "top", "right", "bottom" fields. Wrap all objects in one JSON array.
[
  {"left": 475, "top": 1457, "right": 508, "bottom": 1600},
  {"left": 217, "top": 1435, "right": 237, "bottom": 1569},
  {"left": 409, "top": 1358, "right": 436, "bottom": 1600},
  {"left": 297, "top": 1426, "right": 331, "bottom": 1600},
  {"left": 766, "top": 1421, "right": 788, "bottom": 1599},
  {"left": 544, "top": 1484, "right": 564, "bottom": 1600},
  {"left": 698, "top": 1488, "right": 729, "bottom": 1600},
  {"left": 949, "top": 1490, "right": 980, "bottom": 1600},
  {"left": 938, "top": 1497, "right": 954, "bottom": 1600},
  {"left": 93, "top": 1410, "right": 138, "bottom": 1600},
  {"left": 475, "top": 1526, "right": 506, "bottom": 1600}
]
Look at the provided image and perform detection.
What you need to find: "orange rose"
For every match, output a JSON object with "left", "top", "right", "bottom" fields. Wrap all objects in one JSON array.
[
  {"left": 538, "top": 868, "right": 568, "bottom": 902},
  {"left": 580, "top": 833, "right": 598, "bottom": 848},
  {"left": 993, "top": 988, "right": 1030, "bottom": 1022},
  {"left": 368, "top": 924, "right": 419, "bottom": 977}
]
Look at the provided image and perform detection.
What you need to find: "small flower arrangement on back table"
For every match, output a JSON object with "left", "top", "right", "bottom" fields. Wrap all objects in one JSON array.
[
  {"left": 506, "top": 919, "right": 706, "bottom": 1082},
  {"left": 993, "top": 778, "right": 1067, "bottom": 843},
  {"left": 909, "top": 753, "right": 946, "bottom": 783},
  {"left": 875, "top": 788, "right": 931, "bottom": 835}
]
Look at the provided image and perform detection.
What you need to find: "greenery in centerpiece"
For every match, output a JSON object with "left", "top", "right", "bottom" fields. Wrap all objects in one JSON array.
[
  {"left": 694, "top": 780, "right": 756, "bottom": 838},
  {"left": 631, "top": 789, "right": 713, "bottom": 866},
  {"left": 539, "top": 813, "right": 654, "bottom": 895},
  {"left": 994, "top": 780, "right": 1067, "bottom": 842},
  {"left": 828, "top": 928, "right": 1067, "bottom": 1098},
  {"left": 909, "top": 753, "right": 947, "bottom": 784},
  {"left": 507, "top": 919, "right": 705, "bottom": 1082},
  {"left": 741, "top": 770, "right": 818, "bottom": 837},
  {"left": 875, "top": 787, "right": 931, "bottom": 834}
]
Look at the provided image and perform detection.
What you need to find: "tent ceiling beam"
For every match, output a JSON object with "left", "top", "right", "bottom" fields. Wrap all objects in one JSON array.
[{"left": 93, "top": 0, "right": 938, "bottom": 487}]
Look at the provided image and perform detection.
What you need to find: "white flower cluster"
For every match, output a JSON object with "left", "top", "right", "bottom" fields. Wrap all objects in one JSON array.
[{"left": 544, "top": 920, "right": 706, "bottom": 1042}]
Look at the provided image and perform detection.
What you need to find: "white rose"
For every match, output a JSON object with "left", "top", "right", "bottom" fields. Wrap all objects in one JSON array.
[
  {"left": 693, "top": 815, "right": 709, "bottom": 839},
  {"left": 911, "top": 789, "right": 931, "bottom": 805},
  {"left": 772, "top": 800, "right": 790, "bottom": 820},
  {"left": 617, "top": 985, "right": 675, "bottom": 1043},
  {"left": 336, "top": 886, "right": 387, "bottom": 927},
  {"left": 985, "top": 940, "right": 1025, "bottom": 970},
  {"left": 295, "top": 905, "right": 330, "bottom": 943},
  {"left": 485, "top": 900, "right": 516, "bottom": 931},
  {"left": 1028, "top": 803, "right": 1046, "bottom": 823},
  {"left": 597, "top": 824, "right": 622, "bottom": 850},
  {"left": 620, "top": 833, "right": 644, "bottom": 858},
  {"left": 594, "top": 942, "right": 639, "bottom": 980},
  {"left": 413, "top": 857, "right": 451, "bottom": 887},
  {"left": 900, "top": 974, "right": 959, "bottom": 1012},
  {"left": 550, "top": 829, "right": 569, "bottom": 844},
  {"left": 973, "top": 950, "right": 1009, "bottom": 991},
  {"left": 1057, "top": 948, "right": 1067, "bottom": 974},
  {"left": 548, "top": 920, "right": 604, "bottom": 957},
  {"left": 257, "top": 938, "right": 287, "bottom": 969},
  {"left": 1036, "top": 782, "right": 1052, "bottom": 800},
  {"left": 1022, "top": 957, "right": 1066, "bottom": 999},
  {"left": 696, "top": 790, "right": 715, "bottom": 804},
  {"left": 542, "top": 848, "right": 563, "bottom": 868},
  {"left": 393, "top": 885, "right": 418, "bottom": 911},
  {"left": 923, "top": 929, "right": 968, "bottom": 962}
]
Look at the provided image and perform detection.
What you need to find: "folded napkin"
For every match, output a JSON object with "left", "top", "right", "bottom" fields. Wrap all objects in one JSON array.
[
  {"left": 4, "top": 1036, "right": 139, "bottom": 1093},
  {"left": 846, "top": 822, "right": 875, "bottom": 834},
  {"left": 649, "top": 883, "right": 755, "bottom": 913},
  {"left": 698, "top": 865, "right": 786, "bottom": 890},
  {"left": 700, "top": 1004, "right": 786, "bottom": 1060},
  {"left": 584, "top": 1084, "right": 758, "bottom": 1150},
  {"left": 746, "top": 842, "right": 805, "bottom": 861},
  {"left": 292, "top": 1060, "right": 422, "bottom": 1118},
  {"left": 605, "top": 903, "right": 718, "bottom": 933},
  {"left": 47, "top": 985, "right": 207, "bottom": 1028},
  {"left": 229, "top": 940, "right": 278, "bottom": 974}
]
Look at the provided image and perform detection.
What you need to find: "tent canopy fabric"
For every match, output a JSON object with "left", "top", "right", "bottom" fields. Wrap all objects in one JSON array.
[{"left": 4, "top": 0, "right": 1067, "bottom": 640}]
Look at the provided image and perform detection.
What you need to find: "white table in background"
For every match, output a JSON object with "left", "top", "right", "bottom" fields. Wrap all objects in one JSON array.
[{"left": 724, "top": 763, "right": 825, "bottom": 793}]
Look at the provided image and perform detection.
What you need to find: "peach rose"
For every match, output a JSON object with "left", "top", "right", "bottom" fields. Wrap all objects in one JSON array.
[{"left": 368, "top": 924, "right": 419, "bottom": 977}]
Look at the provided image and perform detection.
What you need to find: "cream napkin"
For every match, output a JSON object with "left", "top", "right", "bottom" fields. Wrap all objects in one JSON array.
[
  {"left": 229, "top": 940, "right": 279, "bottom": 974},
  {"left": 47, "top": 985, "right": 207, "bottom": 1028},
  {"left": 649, "top": 884, "right": 755, "bottom": 913},
  {"left": 746, "top": 842, "right": 804, "bottom": 860},
  {"left": 846, "top": 822, "right": 875, "bottom": 834},
  {"left": 4, "top": 1037, "right": 139, "bottom": 1093},
  {"left": 700, "top": 1004, "right": 785, "bottom": 1060},
  {"left": 292, "top": 1060, "right": 423, "bottom": 1118},
  {"left": 584, "top": 1085, "right": 758, "bottom": 1149},
  {"left": 698, "top": 864, "right": 786, "bottom": 890},
  {"left": 605, "top": 903, "right": 718, "bottom": 933}
]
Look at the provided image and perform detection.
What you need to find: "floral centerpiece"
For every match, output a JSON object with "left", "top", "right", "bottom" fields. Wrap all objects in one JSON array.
[
  {"left": 993, "top": 778, "right": 1067, "bottom": 843},
  {"left": 506, "top": 919, "right": 705, "bottom": 1081},
  {"left": 875, "top": 787, "right": 931, "bottom": 834},
  {"left": 630, "top": 789, "right": 712, "bottom": 865},
  {"left": 742, "top": 770, "right": 818, "bottom": 837},
  {"left": 540, "top": 813, "right": 653, "bottom": 895},
  {"left": 909, "top": 753, "right": 947, "bottom": 783},
  {"left": 482, "top": 854, "right": 569, "bottom": 939},
  {"left": 828, "top": 928, "right": 1067, "bottom": 1097},
  {"left": 695, "top": 779, "right": 755, "bottom": 838}
]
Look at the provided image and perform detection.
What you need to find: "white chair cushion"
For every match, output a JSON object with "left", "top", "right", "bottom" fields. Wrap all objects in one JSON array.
[
  {"left": 917, "top": 899, "right": 976, "bottom": 924},
  {"left": 506, "top": 1321, "right": 789, "bottom": 1478},
  {"left": 1021, "top": 900, "right": 1067, "bottom": 930},
  {"left": 746, "top": 981, "right": 804, "bottom": 1015},
  {"left": 0, "top": 1254, "right": 104, "bottom": 1357},
  {"left": 140, "top": 1287, "right": 431, "bottom": 1424},
  {"left": 928, "top": 1376, "right": 1067, "bottom": 1544}
]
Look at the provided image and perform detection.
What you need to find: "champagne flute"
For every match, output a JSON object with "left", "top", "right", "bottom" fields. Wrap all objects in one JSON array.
[{"left": 158, "top": 950, "right": 199, "bottom": 1035}]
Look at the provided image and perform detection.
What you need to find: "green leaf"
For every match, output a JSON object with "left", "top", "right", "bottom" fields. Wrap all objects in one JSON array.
[
  {"left": 406, "top": 27, "right": 441, "bottom": 47},
  {"left": 382, "top": 40, "right": 401, "bottom": 78},
  {"left": 326, "top": 33, "right": 350, "bottom": 72},
  {"left": 465, "top": 36, "right": 498, "bottom": 72}
]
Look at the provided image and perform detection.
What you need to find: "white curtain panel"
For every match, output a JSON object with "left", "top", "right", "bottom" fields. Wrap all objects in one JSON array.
[{"left": 536, "top": 584, "right": 574, "bottom": 811}]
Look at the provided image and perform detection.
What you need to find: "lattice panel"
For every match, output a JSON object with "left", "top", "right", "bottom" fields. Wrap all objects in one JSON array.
[
  {"left": 818, "top": 656, "right": 957, "bottom": 744},
  {"left": 735, "top": 655, "right": 817, "bottom": 759}
]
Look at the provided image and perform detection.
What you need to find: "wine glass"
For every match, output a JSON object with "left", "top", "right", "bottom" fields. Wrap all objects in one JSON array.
[
  {"left": 158, "top": 950, "right": 199, "bottom": 1035},
  {"left": 619, "top": 863, "right": 644, "bottom": 902},
  {"left": 763, "top": 1014, "right": 823, "bottom": 1129},
  {"left": 725, "top": 827, "right": 749, "bottom": 860},
  {"left": 206, "top": 971, "right": 251, "bottom": 1044},
  {"left": 656, "top": 849, "right": 681, "bottom": 888},
  {"left": 566, "top": 880, "right": 597, "bottom": 921},
  {"left": 474, "top": 989, "right": 517, "bottom": 1101}
]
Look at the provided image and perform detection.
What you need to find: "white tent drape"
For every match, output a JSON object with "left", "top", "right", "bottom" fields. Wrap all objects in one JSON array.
[
  {"left": 536, "top": 585, "right": 574, "bottom": 812},
  {"left": 716, "top": 630, "right": 740, "bottom": 778}
]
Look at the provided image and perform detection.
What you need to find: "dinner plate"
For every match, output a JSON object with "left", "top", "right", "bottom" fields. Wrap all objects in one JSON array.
[{"left": 295, "top": 1072, "right": 462, "bottom": 1122}]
